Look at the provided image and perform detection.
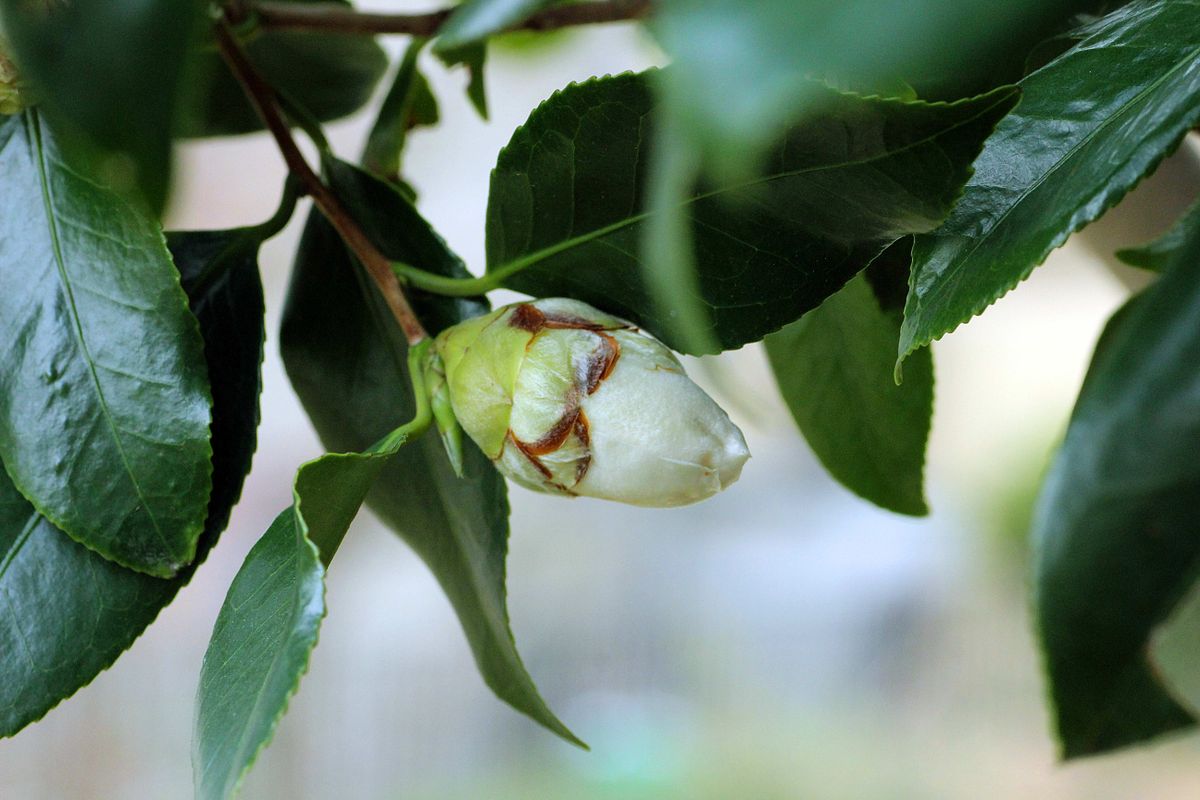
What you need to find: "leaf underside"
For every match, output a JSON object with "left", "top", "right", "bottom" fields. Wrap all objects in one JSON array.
[{"left": 766, "top": 273, "right": 933, "bottom": 516}]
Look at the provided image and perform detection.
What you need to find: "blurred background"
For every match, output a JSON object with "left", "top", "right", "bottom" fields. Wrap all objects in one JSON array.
[{"left": 4, "top": 5, "right": 1200, "bottom": 798}]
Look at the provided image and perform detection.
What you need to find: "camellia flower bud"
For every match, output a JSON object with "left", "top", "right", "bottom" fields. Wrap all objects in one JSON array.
[{"left": 431, "top": 298, "right": 749, "bottom": 507}]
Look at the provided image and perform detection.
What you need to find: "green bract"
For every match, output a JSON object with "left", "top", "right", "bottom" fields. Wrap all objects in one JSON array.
[{"left": 432, "top": 298, "right": 750, "bottom": 507}]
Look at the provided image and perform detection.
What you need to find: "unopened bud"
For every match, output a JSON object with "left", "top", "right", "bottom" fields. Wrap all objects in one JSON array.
[{"left": 433, "top": 298, "right": 749, "bottom": 507}]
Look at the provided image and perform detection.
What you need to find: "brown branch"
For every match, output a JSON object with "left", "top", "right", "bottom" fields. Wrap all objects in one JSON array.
[
  {"left": 214, "top": 20, "right": 430, "bottom": 347},
  {"left": 251, "top": 0, "right": 652, "bottom": 36}
]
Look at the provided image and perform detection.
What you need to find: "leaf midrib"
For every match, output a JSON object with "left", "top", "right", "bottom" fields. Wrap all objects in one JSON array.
[
  {"left": 27, "top": 112, "right": 172, "bottom": 562},
  {"left": 491, "top": 90, "right": 1015, "bottom": 278}
]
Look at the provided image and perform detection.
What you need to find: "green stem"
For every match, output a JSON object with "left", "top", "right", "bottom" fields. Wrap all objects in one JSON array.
[
  {"left": 392, "top": 257, "right": 533, "bottom": 297},
  {"left": 378, "top": 340, "right": 434, "bottom": 450}
]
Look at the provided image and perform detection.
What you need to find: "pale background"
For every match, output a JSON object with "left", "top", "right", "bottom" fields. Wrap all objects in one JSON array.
[{"left": 3, "top": 6, "right": 1200, "bottom": 798}]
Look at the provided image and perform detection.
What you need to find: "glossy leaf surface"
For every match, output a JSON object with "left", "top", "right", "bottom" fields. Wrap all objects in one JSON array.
[
  {"left": 0, "top": 226, "right": 266, "bottom": 738},
  {"left": 901, "top": 0, "right": 1200, "bottom": 361},
  {"left": 1033, "top": 224, "right": 1200, "bottom": 757},
  {"left": 766, "top": 274, "right": 933, "bottom": 516},
  {"left": 0, "top": 112, "right": 211, "bottom": 577},
  {"left": 488, "top": 72, "right": 1018, "bottom": 354},
  {"left": 0, "top": 0, "right": 200, "bottom": 210},
  {"left": 280, "top": 159, "right": 581, "bottom": 745}
]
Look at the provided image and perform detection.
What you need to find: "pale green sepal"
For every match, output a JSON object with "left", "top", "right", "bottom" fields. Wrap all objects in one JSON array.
[
  {"left": 423, "top": 350, "right": 465, "bottom": 478},
  {"left": 436, "top": 306, "right": 531, "bottom": 458}
]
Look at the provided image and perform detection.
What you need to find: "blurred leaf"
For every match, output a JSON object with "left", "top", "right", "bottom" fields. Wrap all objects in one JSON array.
[
  {"left": 1033, "top": 223, "right": 1200, "bottom": 758},
  {"left": 436, "top": 0, "right": 562, "bottom": 52},
  {"left": 194, "top": 437, "right": 404, "bottom": 800},
  {"left": 180, "top": 0, "right": 387, "bottom": 138},
  {"left": 0, "top": 224, "right": 266, "bottom": 738},
  {"left": 437, "top": 42, "right": 490, "bottom": 119},
  {"left": 650, "top": 0, "right": 1081, "bottom": 180},
  {"left": 766, "top": 275, "right": 932, "bottom": 516},
  {"left": 280, "top": 158, "right": 582, "bottom": 746},
  {"left": 487, "top": 72, "right": 1018, "bottom": 354},
  {"left": 900, "top": 0, "right": 1200, "bottom": 363},
  {"left": 0, "top": 0, "right": 200, "bottom": 211},
  {"left": 1116, "top": 196, "right": 1200, "bottom": 272},
  {"left": 362, "top": 38, "right": 440, "bottom": 187},
  {"left": 0, "top": 112, "right": 211, "bottom": 578},
  {"left": 1151, "top": 577, "right": 1200, "bottom": 720}
]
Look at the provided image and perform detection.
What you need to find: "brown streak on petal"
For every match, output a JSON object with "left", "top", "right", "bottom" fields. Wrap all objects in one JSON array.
[
  {"left": 573, "top": 411, "right": 592, "bottom": 484},
  {"left": 509, "top": 432, "right": 554, "bottom": 479},
  {"left": 509, "top": 303, "right": 546, "bottom": 332},
  {"left": 583, "top": 333, "right": 621, "bottom": 394},
  {"left": 525, "top": 406, "right": 581, "bottom": 455}
]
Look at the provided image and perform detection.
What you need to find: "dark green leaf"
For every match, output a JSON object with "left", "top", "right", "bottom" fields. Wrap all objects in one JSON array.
[
  {"left": 765, "top": 275, "right": 932, "bottom": 516},
  {"left": 1032, "top": 223, "right": 1200, "bottom": 757},
  {"left": 487, "top": 72, "right": 1018, "bottom": 354},
  {"left": 435, "top": 0, "right": 561, "bottom": 53},
  {"left": 1116, "top": 197, "right": 1200, "bottom": 273},
  {"left": 362, "top": 38, "right": 440, "bottom": 186},
  {"left": 0, "top": 0, "right": 201, "bottom": 211},
  {"left": 179, "top": 0, "right": 387, "bottom": 139},
  {"left": 0, "top": 112, "right": 211, "bottom": 577},
  {"left": 900, "top": 0, "right": 1200, "bottom": 363},
  {"left": 194, "top": 440, "right": 401, "bottom": 800},
  {"left": 280, "top": 158, "right": 582, "bottom": 746},
  {"left": 0, "top": 226, "right": 266, "bottom": 738},
  {"left": 650, "top": 0, "right": 1082, "bottom": 179}
]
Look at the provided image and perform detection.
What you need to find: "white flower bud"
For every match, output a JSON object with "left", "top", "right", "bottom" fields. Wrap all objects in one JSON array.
[{"left": 434, "top": 298, "right": 749, "bottom": 507}]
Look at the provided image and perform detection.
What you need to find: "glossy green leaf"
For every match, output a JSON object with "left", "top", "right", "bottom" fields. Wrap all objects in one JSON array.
[
  {"left": 0, "top": 0, "right": 201, "bottom": 211},
  {"left": 650, "top": 0, "right": 1081, "bottom": 179},
  {"left": 0, "top": 112, "right": 211, "bottom": 578},
  {"left": 1032, "top": 223, "right": 1200, "bottom": 758},
  {"left": 179, "top": 0, "right": 387, "bottom": 139},
  {"left": 362, "top": 38, "right": 440, "bottom": 187},
  {"left": 900, "top": 0, "right": 1200, "bottom": 362},
  {"left": 1116, "top": 197, "right": 1200, "bottom": 272},
  {"left": 435, "top": 0, "right": 561, "bottom": 53},
  {"left": 194, "top": 438, "right": 403, "bottom": 800},
  {"left": 765, "top": 274, "right": 933, "bottom": 516},
  {"left": 0, "top": 226, "right": 266, "bottom": 738},
  {"left": 487, "top": 72, "right": 1018, "bottom": 354},
  {"left": 280, "top": 158, "right": 582, "bottom": 746}
]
